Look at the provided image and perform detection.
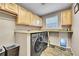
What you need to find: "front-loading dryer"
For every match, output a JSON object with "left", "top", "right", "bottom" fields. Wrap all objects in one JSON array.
[{"left": 30, "top": 32, "right": 48, "bottom": 56}]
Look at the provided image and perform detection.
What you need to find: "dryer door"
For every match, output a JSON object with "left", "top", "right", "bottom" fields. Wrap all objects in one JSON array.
[{"left": 34, "top": 37, "right": 43, "bottom": 52}]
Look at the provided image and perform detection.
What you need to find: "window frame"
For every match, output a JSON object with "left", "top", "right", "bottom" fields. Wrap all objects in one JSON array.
[{"left": 45, "top": 13, "right": 61, "bottom": 29}]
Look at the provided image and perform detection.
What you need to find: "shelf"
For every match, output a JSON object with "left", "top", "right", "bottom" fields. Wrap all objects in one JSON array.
[
  {"left": 49, "top": 31, "right": 73, "bottom": 33},
  {"left": 49, "top": 44, "right": 71, "bottom": 49},
  {"left": 14, "top": 29, "right": 73, "bottom": 34},
  {"left": 14, "top": 30, "right": 45, "bottom": 34},
  {"left": 41, "top": 29, "right": 73, "bottom": 33}
]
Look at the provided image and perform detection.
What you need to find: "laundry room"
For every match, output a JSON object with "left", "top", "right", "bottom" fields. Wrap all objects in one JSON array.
[{"left": 0, "top": 3, "right": 79, "bottom": 56}]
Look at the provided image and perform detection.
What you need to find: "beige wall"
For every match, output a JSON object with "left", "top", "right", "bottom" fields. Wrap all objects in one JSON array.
[
  {"left": 71, "top": 4, "right": 79, "bottom": 55},
  {"left": 0, "top": 13, "right": 15, "bottom": 46}
]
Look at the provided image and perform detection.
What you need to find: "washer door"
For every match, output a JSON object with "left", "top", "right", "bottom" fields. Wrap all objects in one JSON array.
[{"left": 34, "top": 37, "right": 43, "bottom": 52}]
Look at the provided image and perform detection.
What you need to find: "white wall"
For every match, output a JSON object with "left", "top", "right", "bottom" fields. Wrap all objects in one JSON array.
[
  {"left": 15, "top": 33, "right": 27, "bottom": 56},
  {"left": 71, "top": 4, "right": 79, "bottom": 55},
  {"left": 0, "top": 13, "right": 15, "bottom": 46}
]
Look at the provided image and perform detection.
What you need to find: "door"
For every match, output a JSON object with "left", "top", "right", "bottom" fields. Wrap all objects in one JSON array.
[{"left": 34, "top": 36, "right": 44, "bottom": 52}]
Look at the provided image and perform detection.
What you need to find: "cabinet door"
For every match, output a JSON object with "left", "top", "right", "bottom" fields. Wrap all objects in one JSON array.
[
  {"left": 61, "top": 9, "right": 72, "bottom": 25},
  {"left": 39, "top": 17, "right": 43, "bottom": 27},
  {"left": 17, "top": 6, "right": 26, "bottom": 25},
  {"left": 25, "top": 11, "right": 31, "bottom": 25},
  {"left": 31, "top": 15, "right": 40, "bottom": 26},
  {"left": 35, "top": 16, "right": 42, "bottom": 27},
  {"left": 34, "top": 15, "right": 40, "bottom": 26},
  {"left": 30, "top": 13, "right": 36, "bottom": 26},
  {"left": 30, "top": 14, "right": 42, "bottom": 27},
  {"left": 0, "top": 3, "right": 5, "bottom": 9},
  {"left": 4, "top": 3, "right": 18, "bottom": 14},
  {"left": 17, "top": 6, "right": 31, "bottom": 25},
  {"left": 66, "top": 10, "right": 72, "bottom": 25},
  {"left": 0, "top": 3, "right": 2, "bottom": 8}
]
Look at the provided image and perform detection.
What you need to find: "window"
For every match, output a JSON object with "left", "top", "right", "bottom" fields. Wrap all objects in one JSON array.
[{"left": 46, "top": 15, "right": 59, "bottom": 29}]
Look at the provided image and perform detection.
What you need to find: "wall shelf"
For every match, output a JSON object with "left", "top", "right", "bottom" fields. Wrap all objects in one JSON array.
[
  {"left": 14, "top": 30, "right": 45, "bottom": 34},
  {"left": 42, "top": 29, "right": 73, "bottom": 33},
  {"left": 49, "top": 31, "right": 73, "bottom": 33}
]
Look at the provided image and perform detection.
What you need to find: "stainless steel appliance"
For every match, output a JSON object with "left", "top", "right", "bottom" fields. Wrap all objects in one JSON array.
[
  {"left": 0, "top": 46, "right": 5, "bottom": 56},
  {"left": 31, "top": 32, "right": 48, "bottom": 56},
  {"left": 3, "top": 44, "right": 20, "bottom": 56}
]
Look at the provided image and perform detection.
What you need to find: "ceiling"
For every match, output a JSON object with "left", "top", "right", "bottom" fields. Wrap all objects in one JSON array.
[{"left": 18, "top": 3, "right": 72, "bottom": 16}]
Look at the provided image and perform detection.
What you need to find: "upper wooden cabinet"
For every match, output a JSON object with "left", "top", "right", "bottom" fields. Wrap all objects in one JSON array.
[
  {"left": 16, "top": 6, "right": 26, "bottom": 25},
  {"left": 61, "top": 9, "right": 72, "bottom": 25},
  {"left": 16, "top": 6, "right": 31, "bottom": 25},
  {"left": 39, "top": 17, "right": 43, "bottom": 26},
  {"left": 30, "top": 13, "right": 36, "bottom": 25},
  {"left": 35, "top": 15, "right": 42, "bottom": 26},
  {"left": 4, "top": 3, "right": 18, "bottom": 14},
  {"left": 25, "top": 11, "right": 31, "bottom": 25},
  {"left": 0, "top": 3, "right": 42, "bottom": 27},
  {"left": 30, "top": 13, "right": 42, "bottom": 27},
  {"left": 0, "top": 3, "right": 5, "bottom": 9}
]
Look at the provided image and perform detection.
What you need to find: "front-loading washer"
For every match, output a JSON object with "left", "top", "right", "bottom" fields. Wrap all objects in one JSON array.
[{"left": 30, "top": 32, "right": 48, "bottom": 56}]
